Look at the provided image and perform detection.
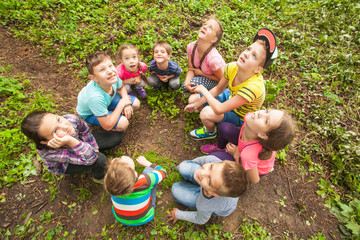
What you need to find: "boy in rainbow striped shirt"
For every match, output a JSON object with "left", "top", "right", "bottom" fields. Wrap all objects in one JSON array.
[{"left": 104, "top": 156, "right": 167, "bottom": 226}]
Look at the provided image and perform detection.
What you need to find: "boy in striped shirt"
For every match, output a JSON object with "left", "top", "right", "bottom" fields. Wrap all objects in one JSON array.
[{"left": 104, "top": 156, "right": 167, "bottom": 226}]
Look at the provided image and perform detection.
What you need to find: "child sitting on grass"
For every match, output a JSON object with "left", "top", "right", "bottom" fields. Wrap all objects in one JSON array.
[
  {"left": 76, "top": 52, "right": 140, "bottom": 132},
  {"left": 185, "top": 28, "right": 278, "bottom": 140},
  {"left": 168, "top": 155, "right": 248, "bottom": 224},
  {"left": 201, "top": 109, "right": 295, "bottom": 184},
  {"left": 21, "top": 111, "right": 122, "bottom": 183},
  {"left": 147, "top": 41, "right": 182, "bottom": 90},
  {"left": 181, "top": 15, "right": 225, "bottom": 93},
  {"left": 116, "top": 44, "right": 148, "bottom": 98},
  {"left": 104, "top": 156, "right": 167, "bottom": 226}
]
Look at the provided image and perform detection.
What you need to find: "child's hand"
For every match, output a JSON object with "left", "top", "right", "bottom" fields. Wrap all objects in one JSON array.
[
  {"left": 184, "top": 102, "right": 200, "bottom": 113},
  {"left": 233, "top": 148, "right": 241, "bottom": 165},
  {"left": 133, "top": 75, "right": 142, "bottom": 84},
  {"left": 119, "top": 96, "right": 132, "bottom": 108},
  {"left": 184, "top": 82, "right": 196, "bottom": 93},
  {"left": 226, "top": 143, "right": 237, "bottom": 156},
  {"left": 194, "top": 84, "right": 206, "bottom": 94},
  {"left": 47, "top": 133, "right": 78, "bottom": 149},
  {"left": 123, "top": 105, "right": 133, "bottom": 119},
  {"left": 167, "top": 208, "right": 179, "bottom": 223},
  {"left": 136, "top": 156, "right": 152, "bottom": 167},
  {"left": 159, "top": 75, "right": 169, "bottom": 82}
]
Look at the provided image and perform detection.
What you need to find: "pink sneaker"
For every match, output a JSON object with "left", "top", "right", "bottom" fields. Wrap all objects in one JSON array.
[
  {"left": 200, "top": 143, "right": 226, "bottom": 154},
  {"left": 136, "top": 87, "right": 147, "bottom": 98}
]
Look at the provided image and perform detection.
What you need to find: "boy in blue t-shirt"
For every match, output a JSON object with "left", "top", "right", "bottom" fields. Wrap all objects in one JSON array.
[
  {"left": 147, "top": 41, "right": 182, "bottom": 90},
  {"left": 76, "top": 52, "right": 140, "bottom": 131}
]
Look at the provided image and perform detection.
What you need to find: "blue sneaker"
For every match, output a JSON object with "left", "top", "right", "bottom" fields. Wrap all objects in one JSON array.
[{"left": 189, "top": 126, "right": 217, "bottom": 140}]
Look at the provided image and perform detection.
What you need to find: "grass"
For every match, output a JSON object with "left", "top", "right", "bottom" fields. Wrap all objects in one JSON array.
[{"left": 0, "top": 0, "right": 359, "bottom": 239}]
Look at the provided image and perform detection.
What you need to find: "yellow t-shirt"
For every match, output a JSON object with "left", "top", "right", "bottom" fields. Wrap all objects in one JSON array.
[{"left": 224, "top": 62, "right": 265, "bottom": 118}]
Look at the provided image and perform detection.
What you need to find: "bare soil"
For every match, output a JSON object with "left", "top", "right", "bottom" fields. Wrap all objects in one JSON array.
[{"left": 0, "top": 26, "right": 340, "bottom": 239}]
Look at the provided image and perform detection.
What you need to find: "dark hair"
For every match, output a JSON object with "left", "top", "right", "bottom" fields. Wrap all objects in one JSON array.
[
  {"left": 117, "top": 44, "right": 139, "bottom": 60},
  {"left": 219, "top": 161, "right": 248, "bottom": 197},
  {"left": 258, "top": 112, "right": 295, "bottom": 160},
  {"left": 104, "top": 159, "right": 135, "bottom": 196},
  {"left": 21, "top": 111, "right": 49, "bottom": 150},
  {"left": 153, "top": 41, "right": 172, "bottom": 55},
  {"left": 191, "top": 16, "right": 224, "bottom": 70},
  {"left": 86, "top": 52, "right": 111, "bottom": 75},
  {"left": 117, "top": 44, "right": 147, "bottom": 83}
]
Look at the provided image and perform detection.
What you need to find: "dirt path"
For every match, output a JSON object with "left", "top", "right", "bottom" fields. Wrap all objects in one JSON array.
[{"left": 0, "top": 26, "right": 340, "bottom": 239}]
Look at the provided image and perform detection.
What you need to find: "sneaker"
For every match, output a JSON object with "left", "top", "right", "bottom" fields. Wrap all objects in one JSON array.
[
  {"left": 189, "top": 126, "right": 217, "bottom": 140},
  {"left": 128, "top": 89, "right": 136, "bottom": 97},
  {"left": 200, "top": 143, "right": 226, "bottom": 154},
  {"left": 136, "top": 87, "right": 147, "bottom": 98},
  {"left": 92, "top": 177, "right": 104, "bottom": 184}
]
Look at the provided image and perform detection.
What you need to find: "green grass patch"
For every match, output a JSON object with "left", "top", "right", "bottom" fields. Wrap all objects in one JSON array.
[
  {"left": 0, "top": 72, "right": 56, "bottom": 187},
  {"left": 1, "top": 0, "right": 360, "bottom": 238}
]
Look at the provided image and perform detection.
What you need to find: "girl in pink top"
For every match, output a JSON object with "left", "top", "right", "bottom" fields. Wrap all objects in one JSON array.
[
  {"left": 117, "top": 44, "right": 148, "bottom": 99},
  {"left": 201, "top": 109, "right": 295, "bottom": 184},
  {"left": 181, "top": 16, "right": 226, "bottom": 93}
]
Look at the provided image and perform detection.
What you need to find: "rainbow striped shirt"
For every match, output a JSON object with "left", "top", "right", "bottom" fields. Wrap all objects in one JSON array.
[{"left": 111, "top": 164, "right": 167, "bottom": 226}]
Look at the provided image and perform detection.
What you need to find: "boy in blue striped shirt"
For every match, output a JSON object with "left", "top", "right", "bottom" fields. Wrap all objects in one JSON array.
[{"left": 147, "top": 41, "right": 182, "bottom": 90}]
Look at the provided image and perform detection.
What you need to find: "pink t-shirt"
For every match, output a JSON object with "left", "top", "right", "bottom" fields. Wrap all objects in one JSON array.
[
  {"left": 186, "top": 41, "right": 225, "bottom": 75},
  {"left": 238, "top": 114, "right": 276, "bottom": 175},
  {"left": 116, "top": 62, "right": 147, "bottom": 80}
]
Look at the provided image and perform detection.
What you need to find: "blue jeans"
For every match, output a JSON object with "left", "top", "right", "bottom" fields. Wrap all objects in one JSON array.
[
  {"left": 85, "top": 94, "right": 137, "bottom": 129},
  {"left": 171, "top": 161, "right": 201, "bottom": 209},
  {"left": 142, "top": 167, "right": 158, "bottom": 207}
]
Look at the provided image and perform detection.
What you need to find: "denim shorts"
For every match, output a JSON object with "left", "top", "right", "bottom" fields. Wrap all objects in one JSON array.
[
  {"left": 84, "top": 94, "right": 137, "bottom": 129},
  {"left": 202, "top": 89, "right": 244, "bottom": 127}
]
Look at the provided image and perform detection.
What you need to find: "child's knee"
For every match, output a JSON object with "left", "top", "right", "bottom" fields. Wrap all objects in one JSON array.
[
  {"left": 115, "top": 117, "right": 129, "bottom": 131},
  {"left": 171, "top": 182, "right": 182, "bottom": 198},
  {"left": 132, "top": 98, "right": 141, "bottom": 110},
  {"left": 218, "top": 122, "right": 236, "bottom": 135},
  {"left": 188, "top": 94, "right": 200, "bottom": 104},
  {"left": 200, "top": 106, "right": 215, "bottom": 120}
]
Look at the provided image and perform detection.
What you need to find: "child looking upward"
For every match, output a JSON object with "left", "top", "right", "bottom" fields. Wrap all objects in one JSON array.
[
  {"left": 147, "top": 41, "right": 182, "bottom": 90},
  {"left": 201, "top": 109, "right": 295, "bottom": 184},
  {"left": 105, "top": 156, "right": 167, "bottom": 226},
  {"left": 181, "top": 16, "right": 225, "bottom": 93},
  {"left": 168, "top": 155, "right": 248, "bottom": 224},
  {"left": 76, "top": 52, "right": 140, "bottom": 132},
  {"left": 116, "top": 44, "right": 148, "bottom": 98},
  {"left": 185, "top": 28, "right": 278, "bottom": 140}
]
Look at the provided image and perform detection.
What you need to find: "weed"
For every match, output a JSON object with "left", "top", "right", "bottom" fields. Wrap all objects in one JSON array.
[{"left": 1, "top": 0, "right": 360, "bottom": 238}]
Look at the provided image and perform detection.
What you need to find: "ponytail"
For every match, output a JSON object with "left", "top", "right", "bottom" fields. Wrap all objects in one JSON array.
[
  {"left": 191, "top": 16, "right": 223, "bottom": 71},
  {"left": 258, "top": 147, "right": 273, "bottom": 160},
  {"left": 191, "top": 41, "right": 217, "bottom": 71}
]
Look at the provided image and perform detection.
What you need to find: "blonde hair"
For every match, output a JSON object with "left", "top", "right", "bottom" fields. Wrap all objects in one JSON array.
[
  {"left": 104, "top": 159, "right": 135, "bottom": 196},
  {"left": 191, "top": 15, "right": 224, "bottom": 70}
]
